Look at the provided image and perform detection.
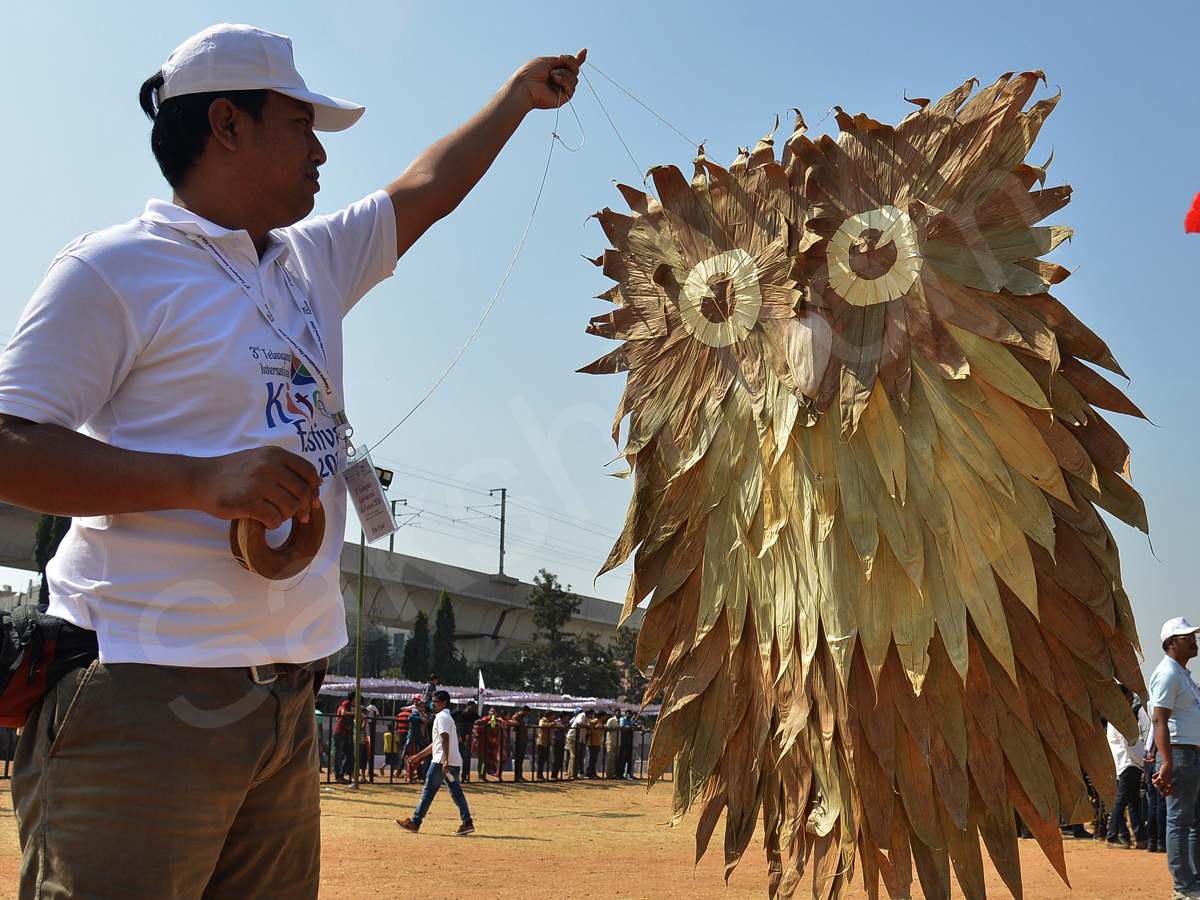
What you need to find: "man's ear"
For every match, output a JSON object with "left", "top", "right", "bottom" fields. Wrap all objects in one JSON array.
[{"left": 207, "top": 98, "right": 243, "bottom": 152}]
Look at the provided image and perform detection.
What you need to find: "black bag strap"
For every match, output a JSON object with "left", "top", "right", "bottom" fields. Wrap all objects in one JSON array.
[
  {"left": 11, "top": 605, "right": 61, "bottom": 643},
  {"left": 9, "top": 606, "right": 64, "bottom": 686}
]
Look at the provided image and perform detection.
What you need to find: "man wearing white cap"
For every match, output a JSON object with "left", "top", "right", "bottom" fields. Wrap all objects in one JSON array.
[
  {"left": 1150, "top": 617, "right": 1200, "bottom": 899},
  {"left": 0, "top": 23, "right": 582, "bottom": 900}
]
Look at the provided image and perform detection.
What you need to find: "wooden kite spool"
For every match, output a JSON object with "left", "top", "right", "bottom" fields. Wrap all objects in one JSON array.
[{"left": 229, "top": 505, "right": 326, "bottom": 580}]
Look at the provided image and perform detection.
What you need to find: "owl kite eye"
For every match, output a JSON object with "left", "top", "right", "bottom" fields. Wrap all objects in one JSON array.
[
  {"left": 679, "top": 249, "right": 763, "bottom": 348},
  {"left": 825, "top": 205, "right": 922, "bottom": 307}
]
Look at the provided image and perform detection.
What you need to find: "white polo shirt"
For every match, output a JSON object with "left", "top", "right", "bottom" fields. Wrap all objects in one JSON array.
[{"left": 0, "top": 192, "right": 396, "bottom": 666}]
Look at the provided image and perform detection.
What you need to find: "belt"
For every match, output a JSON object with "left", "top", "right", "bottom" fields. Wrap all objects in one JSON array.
[
  {"left": 1171, "top": 743, "right": 1200, "bottom": 750},
  {"left": 249, "top": 661, "right": 320, "bottom": 685}
]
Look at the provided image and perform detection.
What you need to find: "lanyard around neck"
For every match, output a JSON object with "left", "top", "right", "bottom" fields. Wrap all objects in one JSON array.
[{"left": 190, "top": 232, "right": 357, "bottom": 460}]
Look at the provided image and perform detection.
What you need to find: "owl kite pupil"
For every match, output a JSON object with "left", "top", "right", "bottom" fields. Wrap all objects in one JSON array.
[
  {"left": 702, "top": 274, "right": 736, "bottom": 322},
  {"left": 848, "top": 227, "right": 898, "bottom": 280}
]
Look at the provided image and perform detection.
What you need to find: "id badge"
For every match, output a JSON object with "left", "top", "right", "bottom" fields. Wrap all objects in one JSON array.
[{"left": 341, "top": 446, "right": 398, "bottom": 543}]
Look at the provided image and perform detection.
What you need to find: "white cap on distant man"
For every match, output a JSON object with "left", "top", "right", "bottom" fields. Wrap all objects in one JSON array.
[
  {"left": 1161, "top": 616, "right": 1200, "bottom": 643},
  {"left": 157, "top": 24, "right": 364, "bottom": 132}
]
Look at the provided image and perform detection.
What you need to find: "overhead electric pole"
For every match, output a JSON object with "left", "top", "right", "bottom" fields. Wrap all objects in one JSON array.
[{"left": 490, "top": 487, "right": 507, "bottom": 576}]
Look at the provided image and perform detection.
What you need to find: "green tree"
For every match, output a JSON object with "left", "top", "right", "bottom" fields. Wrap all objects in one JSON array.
[
  {"left": 34, "top": 514, "right": 70, "bottom": 605},
  {"left": 485, "top": 634, "right": 623, "bottom": 698},
  {"left": 560, "top": 632, "right": 623, "bottom": 698},
  {"left": 401, "top": 610, "right": 431, "bottom": 681},
  {"left": 479, "top": 572, "right": 636, "bottom": 699},
  {"left": 610, "top": 625, "right": 650, "bottom": 702},
  {"left": 432, "top": 590, "right": 460, "bottom": 679},
  {"left": 481, "top": 572, "right": 624, "bottom": 697},
  {"left": 529, "top": 569, "right": 581, "bottom": 641},
  {"left": 524, "top": 569, "right": 582, "bottom": 691}
]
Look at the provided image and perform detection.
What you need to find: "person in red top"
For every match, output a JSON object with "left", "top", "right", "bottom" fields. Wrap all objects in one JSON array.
[
  {"left": 333, "top": 692, "right": 358, "bottom": 784},
  {"left": 395, "top": 705, "right": 412, "bottom": 745}
]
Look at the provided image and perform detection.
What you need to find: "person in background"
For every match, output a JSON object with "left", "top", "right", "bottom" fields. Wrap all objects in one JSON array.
[
  {"left": 364, "top": 700, "right": 380, "bottom": 783},
  {"left": 1150, "top": 617, "right": 1200, "bottom": 899},
  {"left": 395, "top": 702, "right": 412, "bottom": 778},
  {"left": 536, "top": 710, "right": 554, "bottom": 781},
  {"left": 510, "top": 706, "right": 532, "bottom": 782},
  {"left": 1105, "top": 685, "right": 1150, "bottom": 848},
  {"left": 473, "top": 712, "right": 491, "bottom": 782},
  {"left": 605, "top": 708, "right": 621, "bottom": 779},
  {"left": 357, "top": 708, "right": 371, "bottom": 783},
  {"left": 480, "top": 707, "right": 510, "bottom": 780},
  {"left": 618, "top": 710, "right": 638, "bottom": 780},
  {"left": 454, "top": 699, "right": 481, "bottom": 783},
  {"left": 550, "top": 713, "right": 567, "bottom": 781},
  {"left": 566, "top": 707, "right": 587, "bottom": 779},
  {"left": 586, "top": 709, "right": 604, "bottom": 778},
  {"left": 421, "top": 673, "right": 439, "bottom": 710},
  {"left": 316, "top": 709, "right": 329, "bottom": 773},
  {"left": 382, "top": 724, "right": 397, "bottom": 778},
  {"left": 334, "top": 692, "right": 359, "bottom": 784}
]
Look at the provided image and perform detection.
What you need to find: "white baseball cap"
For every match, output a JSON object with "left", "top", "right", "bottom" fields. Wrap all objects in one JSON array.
[
  {"left": 157, "top": 24, "right": 364, "bottom": 132},
  {"left": 1161, "top": 617, "right": 1200, "bottom": 643}
]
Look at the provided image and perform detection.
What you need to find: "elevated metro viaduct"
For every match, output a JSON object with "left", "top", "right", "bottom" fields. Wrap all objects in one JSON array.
[{"left": 0, "top": 501, "right": 639, "bottom": 663}]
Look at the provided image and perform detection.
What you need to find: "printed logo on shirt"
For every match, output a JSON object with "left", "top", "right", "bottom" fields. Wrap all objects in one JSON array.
[{"left": 253, "top": 346, "right": 342, "bottom": 478}]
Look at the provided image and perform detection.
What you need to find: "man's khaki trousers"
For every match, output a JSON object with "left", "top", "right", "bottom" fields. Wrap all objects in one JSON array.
[{"left": 13, "top": 660, "right": 323, "bottom": 900}]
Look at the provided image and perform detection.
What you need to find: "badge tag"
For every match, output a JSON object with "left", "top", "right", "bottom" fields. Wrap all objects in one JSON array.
[{"left": 341, "top": 446, "right": 398, "bottom": 543}]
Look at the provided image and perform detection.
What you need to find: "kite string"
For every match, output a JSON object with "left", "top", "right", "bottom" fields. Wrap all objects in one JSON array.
[
  {"left": 369, "top": 64, "right": 700, "bottom": 452},
  {"left": 580, "top": 67, "right": 644, "bottom": 181},
  {"left": 581, "top": 62, "right": 795, "bottom": 251},
  {"left": 583, "top": 61, "right": 695, "bottom": 147},
  {"left": 580, "top": 61, "right": 704, "bottom": 185},
  {"left": 579, "top": 61, "right": 780, "bottom": 221},
  {"left": 553, "top": 91, "right": 586, "bottom": 152},
  {"left": 368, "top": 95, "right": 569, "bottom": 454}
]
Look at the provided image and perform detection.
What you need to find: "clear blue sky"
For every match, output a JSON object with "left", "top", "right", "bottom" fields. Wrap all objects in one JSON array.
[{"left": 2, "top": 2, "right": 1196, "bottom": 681}]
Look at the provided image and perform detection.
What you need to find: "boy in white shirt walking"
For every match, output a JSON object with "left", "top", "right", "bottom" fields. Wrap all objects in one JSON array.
[{"left": 396, "top": 690, "right": 474, "bottom": 835}]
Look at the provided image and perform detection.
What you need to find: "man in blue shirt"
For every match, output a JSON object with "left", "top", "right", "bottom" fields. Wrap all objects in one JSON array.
[{"left": 1150, "top": 617, "right": 1200, "bottom": 900}]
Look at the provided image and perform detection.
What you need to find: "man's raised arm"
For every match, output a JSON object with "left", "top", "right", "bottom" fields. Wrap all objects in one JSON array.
[{"left": 386, "top": 50, "right": 586, "bottom": 259}]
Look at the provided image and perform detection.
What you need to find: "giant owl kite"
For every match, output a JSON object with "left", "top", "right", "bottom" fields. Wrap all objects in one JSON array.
[{"left": 583, "top": 72, "right": 1147, "bottom": 900}]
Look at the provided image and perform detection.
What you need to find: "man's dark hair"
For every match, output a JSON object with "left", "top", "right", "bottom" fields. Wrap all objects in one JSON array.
[
  {"left": 432, "top": 689, "right": 450, "bottom": 704},
  {"left": 429, "top": 673, "right": 438, "bottom": 682},
  {"left": 138, "top": 71, "right": 269, "bottom": 189}
]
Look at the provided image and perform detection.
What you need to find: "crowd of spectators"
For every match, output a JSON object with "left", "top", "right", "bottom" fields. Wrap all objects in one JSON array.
[{"left": 323, "top": 676, "right": 648, "bottom": 787}]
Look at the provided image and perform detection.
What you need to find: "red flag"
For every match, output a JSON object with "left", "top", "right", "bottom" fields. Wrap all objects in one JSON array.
[{"left": 1187, "top": 192, "right": 1200, "bottom": 233}]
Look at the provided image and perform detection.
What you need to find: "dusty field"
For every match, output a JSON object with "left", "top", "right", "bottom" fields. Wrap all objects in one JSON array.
[{"left": 0, "top": 774, "right": 1174, "bottom": 899}]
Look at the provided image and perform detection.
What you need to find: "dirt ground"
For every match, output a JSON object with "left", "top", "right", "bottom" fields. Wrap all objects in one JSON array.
[{"left": 0, "top": 774, "right": 1173, "bottom": 899}]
